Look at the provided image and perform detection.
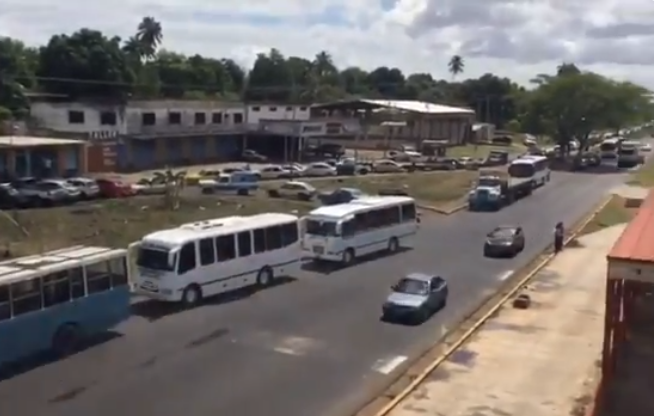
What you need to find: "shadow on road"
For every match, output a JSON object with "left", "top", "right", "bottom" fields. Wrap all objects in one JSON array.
[{"left": 301, "top": 247, "right": 410, "bottom": 275}]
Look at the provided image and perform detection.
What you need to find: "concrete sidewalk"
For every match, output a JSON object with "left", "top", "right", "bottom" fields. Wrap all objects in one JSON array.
[{"left": 388, "top": 225, "right": 625, "bottom": 416}]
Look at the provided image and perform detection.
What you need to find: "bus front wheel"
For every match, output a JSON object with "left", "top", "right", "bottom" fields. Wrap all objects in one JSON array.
[
  {"left": 182, "top": 284, "right": 203, "bottom": 307},
  {"left": 52, "top": 324, "right": 82, "bottom": 357},
  {"left": 342, "top": 248, "right": 355, "bottom": 265},
  {"left": 257, "top": 267, "right": 274, "bottom": 287}
]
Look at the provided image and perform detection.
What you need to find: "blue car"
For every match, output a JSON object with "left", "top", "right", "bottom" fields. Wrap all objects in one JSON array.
[{"left": 382, "top": 273, "right": 448, "bottom": 323}]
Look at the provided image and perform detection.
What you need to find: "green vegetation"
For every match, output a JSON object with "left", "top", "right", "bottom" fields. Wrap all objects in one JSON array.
[
  {"left": 628, "top": 157, "right": 654, "bottom": 188},
  {"left": 578, "top": 196, "right": 636, "bottom": 236}
]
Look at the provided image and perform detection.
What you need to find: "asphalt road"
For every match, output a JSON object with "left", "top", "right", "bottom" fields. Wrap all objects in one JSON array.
[{"left": 0, "top": 169, "right": 631, "bottom": 416}]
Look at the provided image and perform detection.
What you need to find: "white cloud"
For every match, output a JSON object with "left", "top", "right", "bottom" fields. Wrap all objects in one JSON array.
[{"left": 1, "top": 0, "right": 654, "bottom": 89}]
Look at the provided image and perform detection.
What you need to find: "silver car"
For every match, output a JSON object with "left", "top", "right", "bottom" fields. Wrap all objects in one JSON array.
[
  {"left": 40, "top": 179, "right": 81, "bottom": 202},
  {"left": 67, "top": 177, "right": 100, "bottom": 199},
  {"left": 382, "top": 273, "right": 448, "bottom": 323}
]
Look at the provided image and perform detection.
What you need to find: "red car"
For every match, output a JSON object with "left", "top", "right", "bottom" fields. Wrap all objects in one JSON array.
[{"left": 96, "top": 178, "right": 136, "bottom": 198}]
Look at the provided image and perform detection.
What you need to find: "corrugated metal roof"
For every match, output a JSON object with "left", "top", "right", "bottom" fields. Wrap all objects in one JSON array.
[
  {"left": 607, "top": 189, "right": 654, "bottom": 263},
  {"left": 360, "top": 99, "right": 475, "bottom": 115}
]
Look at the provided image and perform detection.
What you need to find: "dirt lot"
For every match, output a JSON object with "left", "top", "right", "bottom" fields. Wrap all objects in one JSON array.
[
  {"left": 578, "top": 195, "right": 638, "bottom": 236},
  {"left": 628, "top": 155, "right": 654, "bottom": 187}
]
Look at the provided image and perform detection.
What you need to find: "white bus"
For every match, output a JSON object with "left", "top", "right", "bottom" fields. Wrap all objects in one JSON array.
[
  {"left": 303, "top": 196, "right": 419, "bottom": 264},
  {"left": 508, "top": 155, "right": 551, "bottom": 188},
  {"left": 132, "top": 213, "right": 302, "bottom": 305},
  {"left": 599, "top": 138, "right": 621, "bottom": 159},
  {"left": 617, "top": 140, "right": 641, "bottom": 168}
]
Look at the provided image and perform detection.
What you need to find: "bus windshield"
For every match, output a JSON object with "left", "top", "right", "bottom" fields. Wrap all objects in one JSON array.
[
  {"left": 136, "top": 247, "right": 175, "bottom": 271},
  {"left": 508, "top": 164, "right": 534, "bottom": 178},
  {"left": 305, "top": 219, "right": 339, "bottom": 236}
]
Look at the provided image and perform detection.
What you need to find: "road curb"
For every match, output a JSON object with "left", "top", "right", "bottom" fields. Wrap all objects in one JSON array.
[
  {"left": 364, "top": 195, "right": 613, "bottom": 416},
  {"left": 417, "top": 202, "right": 466, "bottom": 215}
]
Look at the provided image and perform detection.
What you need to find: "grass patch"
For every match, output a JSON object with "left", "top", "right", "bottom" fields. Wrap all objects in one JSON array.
[
  {"left": 628, "top": 156, "right": 654, "bottom": 187},
  {"left": 447, "top": 144, "right": 526, "bottom": 159},
  {"left": 267, "top": 171, "right": 479, "bottom": 208},
  {"left": 578, "top": 196, "right": 638, "bottom": 236},
  {"left": 0, "top": 195, "right": 314, "bottom": 256}
]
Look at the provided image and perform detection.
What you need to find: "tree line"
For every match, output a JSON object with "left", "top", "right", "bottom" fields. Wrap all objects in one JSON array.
[{"left": 0, "top": 16, "right": 652, "bottom": 150}]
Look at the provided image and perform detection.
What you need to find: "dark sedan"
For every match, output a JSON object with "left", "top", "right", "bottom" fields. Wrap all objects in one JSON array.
[{"left": 483, "top": 225, "right": 525, "bottom": 257}]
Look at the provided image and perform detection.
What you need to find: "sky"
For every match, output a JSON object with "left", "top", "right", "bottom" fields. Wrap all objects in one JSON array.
[{"left": 2, "top": 0, "right": 654, "bottom": 89}]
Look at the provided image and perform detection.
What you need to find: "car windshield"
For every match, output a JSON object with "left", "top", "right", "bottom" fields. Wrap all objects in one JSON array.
[
  {"left": 305, "top": 219, "right": 339, "bottom": 236},
  {"left": 478, "top": 177, "right": 500, "bottom": 187},
  {"left": 136, "top": 247, "right": 175, "bottom": 271},
  {"left": 394, "top": 278, "right": 429, "bottom": 295},
  {"left": 490, "top": 228, "right": 514, "bottom": 238}
]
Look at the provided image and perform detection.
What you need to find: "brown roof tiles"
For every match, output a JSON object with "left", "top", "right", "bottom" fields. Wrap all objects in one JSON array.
[{"left": 607, "top": 190, "right": 654, "bottom": 263}]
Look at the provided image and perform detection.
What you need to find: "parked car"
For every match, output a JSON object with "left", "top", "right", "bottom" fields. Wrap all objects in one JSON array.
[
  {"left": 382, "top": 273, "right": 448, "bottom": 323},
  {"left": 198, "top": 171, "right": 259, "bottom": 195},
  {"left": 483, "top": 225, "right": 526, "bottom": 257},
  {"left": 281, "top": 164, "right": 306, "bottom": 177},
  {"left": 336, "top": 159, "right": 371, "bottom": 175},
  {"left": 96, "top": 178, "right": 136, "bottom": 198},
  {"left": 66, "top": 177, "right": 100, "bottom": 199},
  {"left": 242, "top": 149, "right": 267, "bottom": 163},
  {"left": 0, "top": 183, "right": 29, "bottom": 209},
  {"left": 258, "top": 165, "right": 293, "bottom": 180},
  {"left": 303, "top": 162, "right": 337, "bottom": 177},
  {"left": 40, "top": 179, "right": 82, "bottom": 202},
  {"left": 373, "top": 160, "right": 405, "bottom": 173},
  {"left": 318, "top": 187, "right": 365, "bottom": 205},
  {"left": 267, "top": 181, "right": 316, "bottom": 201},
  {"left": 12, "top": 178, "right": 69, "bottom": 206}
]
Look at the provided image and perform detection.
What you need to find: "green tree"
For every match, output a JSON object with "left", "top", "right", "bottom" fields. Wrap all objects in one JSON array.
[
  {"left": 448, "top": 55, "right": 464, "bottom": 80},
  {"left": 37, "top": 29, "right": 136, "bottom": 100},
  {"left": 136, "top": 17, "right": 163, "bottom": 60}
]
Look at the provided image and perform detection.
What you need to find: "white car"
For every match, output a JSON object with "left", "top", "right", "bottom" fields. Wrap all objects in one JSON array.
[
  {"left": 66, "top": 177, "right": 100, "bottom": 199},
  {"left": 303, "top": 162, "right": 337, "bottom": 177},
  {"left": 131, "top": 178, "right": 168, "bottom": 195},
  {"left": 373, "top": 160, "right": 405, "bottom": 173},
  {"left": 641, "top": 143, "right": 651, "bottom": 152},
  {"left": 258, "top": 165, "right": 292, "bottom": 180}
]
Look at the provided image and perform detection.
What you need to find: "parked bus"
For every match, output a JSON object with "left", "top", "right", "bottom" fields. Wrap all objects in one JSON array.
[
  {"left": 599, "top": 138, "right": 621, "bottom": 159},
  {"left": 617, "top": 140, "right": 641, "bottom": 168},
  {"left": 508, "top": 155, "right": 551, "bottom": 188},
  {"left": 132, "top": 213, "right": 302, "bottom": 306},
  {"left": 303, "top": 196, "right": 419, "bottom": 265},
  {"left": 0, "top": 246, "right": 130, "bottom": 367}
]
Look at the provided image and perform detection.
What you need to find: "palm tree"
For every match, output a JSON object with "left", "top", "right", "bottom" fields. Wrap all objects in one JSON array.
[
  {"left": 153, "top": 168, "right": 186, "bottom": 210},
  {"left": 448, "top": 55, "right": 465, "bottom": 80},
  {"left": 136, "top": 17, "right": 163, "bottom": 60}
]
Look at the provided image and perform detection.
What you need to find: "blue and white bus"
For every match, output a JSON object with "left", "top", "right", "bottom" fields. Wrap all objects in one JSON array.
[
  {"left": 508, "top": 155, "right": 551, "bottom": 188},
  {"left": 0, "top": 245, "right": 131, "bottom": 367}
]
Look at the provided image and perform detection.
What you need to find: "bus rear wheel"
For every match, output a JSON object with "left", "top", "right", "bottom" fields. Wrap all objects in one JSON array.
[
  {"left": 342, "top": 248, "right": 355, "bottom": 265},
  {"left": 182, "top": 284, "right": 203, "bottom": 307},
  {"left": 387, "top": 237, "right": 399, "bottom": 253},
  {"left": 52, "top": 324, "right": 81, "bottom": 357}
]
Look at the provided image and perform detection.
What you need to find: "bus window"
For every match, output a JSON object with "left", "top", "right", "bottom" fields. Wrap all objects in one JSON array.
[
  {"left": 215, "top": 235, "right": 237, "bottom": 260},
  {"left": 252, "top": 230, "right": 266, "bottom": 254},
  {"left": 11, "top": 277, "right": 43, "bottom": 316},
  {"left": 199, "top": 238, "right": 216, "bottom": 266},
  {"left": 109, "top": 257, "right": 129, "bottom": 287},
  {"left": 86, "top": 260, "right": 112, "bottom": 294},
  {"left": 401, "top": 203, "right": 417, "bottom": 221},
  {"left": 178, "top": 242, "right": 197, "bottom": 274},
  {"left": 0, "top": 284, "right": 10, "bottom": 321},
  {"left": 70, "top": 267, "right": 85, "bottom": 299},
  {"left": 43, "top": 270, "right": 71, "bottom": 307},
  {"left": 237, "top": 231, "right": 252, "bottom": 257},
  {"left": 265, "top": 225, "right": 283, "bottom": 251},
  {"left": 280, "top": 222, "right": 299, "bottom": 247},
  {"left": 508, "top": 163, "right": 534, "bottom": 178}
]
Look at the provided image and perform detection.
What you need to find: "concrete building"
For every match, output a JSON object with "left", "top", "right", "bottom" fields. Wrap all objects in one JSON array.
[
  {"left": 28, "top": 100, "right": 312, "bottom": 172},
  {"left": 0, "top": 136, "right": 86, "bottom": 178},
  {"left": 309, "top": 99, "right": 476, "bottom": 148}
]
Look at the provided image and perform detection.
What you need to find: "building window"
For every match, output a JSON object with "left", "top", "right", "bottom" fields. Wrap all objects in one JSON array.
[
  {"left": 299, "top": 106, "right": 308, "bottom": 111},
  {"left": 142, "top": 112, "right": 156, "bottom": 126},
  {"left": 168, "top": 112, "right": 181, "bottom": 124},
  {"left": 211, "top": 112, "right": 223, "bottom": 124},
  {"left": 233, "top": 113, "right": 243, "bottom": 124},
  {"left": 100, "top": 111, "right": 117, "bottom": 126},
  {"left": 286, "top": 106, "right": 293, "bottom": 111},
  {"left": 68, "top": 110, "right": 85, "bottom": 124},
  {"left": 252, "top": 106, "right": 260, "bottom": 112},
  {"left": 269, "top": 106, "right": 277, "bottom": 112},
  {"left": 194, "top": 112, "right": 206, "bottom": 125}
]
